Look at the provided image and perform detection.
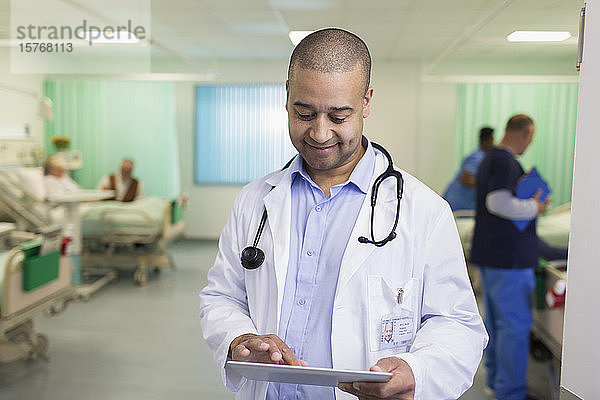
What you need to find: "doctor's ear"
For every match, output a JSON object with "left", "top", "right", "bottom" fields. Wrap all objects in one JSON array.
[
  {"left": 363, "top": 87, "right": 374, "bottom": 118},
  {"left": 285, "top": 80, "right": 290, "bottom": 111}
]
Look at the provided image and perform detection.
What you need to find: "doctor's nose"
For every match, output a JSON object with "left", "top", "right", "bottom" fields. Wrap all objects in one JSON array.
[{"left": 309, "top": 115, "right": 334, "bottom": 144}]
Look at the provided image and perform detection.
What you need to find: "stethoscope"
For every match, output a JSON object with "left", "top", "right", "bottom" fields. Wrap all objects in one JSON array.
[{"left": 240, "top": 142, "right": 404, "bottom": 270}]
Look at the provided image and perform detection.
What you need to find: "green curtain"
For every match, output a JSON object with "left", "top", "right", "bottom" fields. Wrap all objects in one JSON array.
[
  {"left": 44, "top": 80, "right": 180, "bottom": 198},
  {"left": 455, "top": 82, "right": 578, "bottom": 207}
]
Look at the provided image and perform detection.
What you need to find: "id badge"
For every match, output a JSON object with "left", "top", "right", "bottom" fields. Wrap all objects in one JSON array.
[
  {"left": 379, "top": 311, "right": 414, "bottom": 351},
  {"left": 368, "top": 276, "right": 419, "bottom": 353}
]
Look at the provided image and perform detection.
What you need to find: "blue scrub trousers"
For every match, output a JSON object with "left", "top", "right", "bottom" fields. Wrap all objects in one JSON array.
[{"left": 479, "top": 266, "right": 535, "bottom": 400}]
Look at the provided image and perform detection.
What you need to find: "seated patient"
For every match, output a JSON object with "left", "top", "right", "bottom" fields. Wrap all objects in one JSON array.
[
  {"left": 96, "top": 159, "right": 144, "bottom": 202},
  {"left": 44, "top": 155, "right": 80, "bottom": 197}
]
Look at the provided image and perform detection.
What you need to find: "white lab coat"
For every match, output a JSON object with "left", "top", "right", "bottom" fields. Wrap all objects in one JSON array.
[{"left": 199, "top": 147, "right": 488, "bottom": 400}]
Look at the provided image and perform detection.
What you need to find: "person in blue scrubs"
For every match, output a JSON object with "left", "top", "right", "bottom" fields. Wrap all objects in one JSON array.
[
  {"left": 443, "top": 127, "right": 494, "bottom": 210},
  {"left": 471, "top": 114, "right": 550, "bottom": 400}
]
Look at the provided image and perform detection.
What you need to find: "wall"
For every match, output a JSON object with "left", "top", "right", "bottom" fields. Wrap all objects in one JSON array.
[
  {"left": 416, "top": 82, "right": 458, "bottom": 192},
  {"left": 175, "top": 59, "right": 458, "bottom": 239},
  {"left": 0, "top": 47, "right": 45, "bottom": 145},
  {"left": 560, "top": 1, "right": 600, "bottom": 398},
  {"left": 175, "top": 60, "right": 287, "bottom": 239}
]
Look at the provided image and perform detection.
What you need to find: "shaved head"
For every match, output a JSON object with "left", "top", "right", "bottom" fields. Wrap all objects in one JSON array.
[
  {"left": 288, "top": 28, "right": 372, "bottom": 94},
  {"left": 505, "top": 114, "right": 534, "bottom": 133}
]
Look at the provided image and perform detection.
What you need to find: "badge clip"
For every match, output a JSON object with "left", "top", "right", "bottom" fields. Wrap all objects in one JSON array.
[{"left": 396, "top": 288, "right": 404, "bottom": 304}]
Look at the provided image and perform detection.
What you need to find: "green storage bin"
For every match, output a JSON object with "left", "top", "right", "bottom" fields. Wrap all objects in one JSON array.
[
  {"left": 19, "top": 238, "right": 43, "bottom": 258},
  {"left": 171, "top": 201, "right": 184, "bottom": 224},
  {"left": 22, "top": 250, "right": 60, "bottom": 292}
]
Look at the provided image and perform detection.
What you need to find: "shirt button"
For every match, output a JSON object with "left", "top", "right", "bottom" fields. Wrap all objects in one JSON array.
[
  {"left": 298, "top": 298, "right": 306, "bottom": 305},
  {"left": 306, "top": 250, "right": 313, "bottom": 256},
  {"left": 315, "top": 205, "right": 322, "bottom": 212}
]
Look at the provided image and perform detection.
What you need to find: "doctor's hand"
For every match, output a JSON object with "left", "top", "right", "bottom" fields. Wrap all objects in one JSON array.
[
  {"left": 338, "top": 357, "right": 415, "bottom": 400},
  {"left": 229, "top": 333, "right": 308, "bottom": 366}
]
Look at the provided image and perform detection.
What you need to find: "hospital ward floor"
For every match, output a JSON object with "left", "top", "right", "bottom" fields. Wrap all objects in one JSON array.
[{"left": 0, "top": 240, "right": 558, "bottom": 400}]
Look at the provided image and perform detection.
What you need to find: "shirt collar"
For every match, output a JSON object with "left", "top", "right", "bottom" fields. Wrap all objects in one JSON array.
[{"left": 289, "top": 136, "right": 375, "bottom": 195}]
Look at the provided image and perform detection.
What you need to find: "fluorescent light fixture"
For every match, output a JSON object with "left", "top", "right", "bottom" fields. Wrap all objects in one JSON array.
[
  {"left": 289, "top": 30, "right": 314, "bottom": 46},
  {"left": 507, "top": 31, "right": 571, "bottom": 42},
  {"left": 81, "top": 29, "right": 140, "bottom": 44}
]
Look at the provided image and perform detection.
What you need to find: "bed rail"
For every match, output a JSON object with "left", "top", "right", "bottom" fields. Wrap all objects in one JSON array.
[{"left": 0, "top": 171, "right": 50, "bottom": 230}]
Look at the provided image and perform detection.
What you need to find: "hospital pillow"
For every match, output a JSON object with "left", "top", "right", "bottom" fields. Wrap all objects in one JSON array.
[{"left": 16, "top": 168, "right": 46, "bottom": 201}]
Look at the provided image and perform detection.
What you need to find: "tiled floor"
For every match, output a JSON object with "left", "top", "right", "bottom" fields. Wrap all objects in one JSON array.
[{"left": 0, "top": 240, "right": 559, "bottom": 399}]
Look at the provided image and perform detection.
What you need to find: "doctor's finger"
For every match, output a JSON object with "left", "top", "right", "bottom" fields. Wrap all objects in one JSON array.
[
  {"left": 261, "top": 336, "right": 296, "bottom": 363},
  {"left": 230, "top": 343, "right": 251, "bottom": 359},
  {"left": 230, "top": 338, "right": 270, "bottom": 360},
  {"left": 262, "top": 335, "right": 306, "bottom": 366},
  {"left": 230, "top": 341, "right": 266, "bottom": 360},
  {"left": 277, "top": 343, "right": 305, "bottom": 366},
  {"left": 337, "top": 383, "right": 391, "bottom": 400},
  {"left": 242, "top": 337, "right": 272, "bottom": 354},
  {"left": 344, "top": 383, "right": 413, "bottom": 400}
]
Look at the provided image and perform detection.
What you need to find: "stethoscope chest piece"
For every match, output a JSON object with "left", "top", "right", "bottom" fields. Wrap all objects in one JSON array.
[{"left": 241, "top": 246, "right": 265, "bottom": 270}]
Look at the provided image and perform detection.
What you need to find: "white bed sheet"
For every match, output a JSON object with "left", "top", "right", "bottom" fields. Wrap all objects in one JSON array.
[{"left": 81, "top": 197, "right": 168, "bottom": 237}]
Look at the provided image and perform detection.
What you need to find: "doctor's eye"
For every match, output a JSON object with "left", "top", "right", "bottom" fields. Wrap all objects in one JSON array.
[
  {"left": 329, "top": 115, "right": 347, "bottom": 124},
  {"left": 297, "top": 111, "right": 315, "bottom": 121}
]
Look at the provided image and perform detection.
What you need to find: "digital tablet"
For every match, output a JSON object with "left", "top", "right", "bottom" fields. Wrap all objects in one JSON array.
[{"left": 225, "top": 361, "right": 393, "bottom": 387}]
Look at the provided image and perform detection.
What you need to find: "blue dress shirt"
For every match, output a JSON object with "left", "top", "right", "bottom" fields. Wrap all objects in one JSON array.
[{"left": 266, "top": 142, "right": 375, "bottom": 400}]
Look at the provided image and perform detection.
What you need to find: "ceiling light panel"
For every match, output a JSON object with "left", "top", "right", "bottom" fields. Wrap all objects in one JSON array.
[{"left": 507, "top": 30, "right": 571, "bottom": 42}]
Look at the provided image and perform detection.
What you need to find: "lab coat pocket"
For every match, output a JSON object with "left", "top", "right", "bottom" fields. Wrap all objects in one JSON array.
[{"left": 367, "top": 276, "right": 419, "bottom": 353}]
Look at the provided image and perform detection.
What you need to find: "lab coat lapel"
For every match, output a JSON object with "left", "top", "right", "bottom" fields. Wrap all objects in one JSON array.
[
  {"left": 336, "top": 151, "right": 398, "bottom": 297},
  {"left": 263, "top": 170, "right": 292, "bottom": 324}
]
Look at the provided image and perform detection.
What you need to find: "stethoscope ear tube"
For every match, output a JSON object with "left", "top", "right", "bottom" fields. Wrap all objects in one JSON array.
[{"left": 360, "top": 142, "right": 403, "bottom": 247}]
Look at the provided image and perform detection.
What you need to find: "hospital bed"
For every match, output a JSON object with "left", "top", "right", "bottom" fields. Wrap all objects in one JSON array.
[
  {"left": 532, "top": 260, "right": 566, "bottom": 360},
  {"left": 0, "top": 168, "right": 185, "bottom": 288},
  {"left": 0, "top": 168, "right": 51, "bottom": 231},
  {"left": 0, "top": 223, "right": 73, "bottom": 363},
  {"left": 454, "top": 203, "right": 571, "bottom": 259},
  {"left": 80, "top": 197, "right": 186, "bottom": 285},
  {"left": 0, "top": 167, "right": 186, "bottom": 287}
]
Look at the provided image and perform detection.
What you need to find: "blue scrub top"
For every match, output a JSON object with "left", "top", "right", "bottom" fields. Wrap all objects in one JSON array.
[
  {"left": 443, "top": 148, "right": 485, "bottom": 210},
  {"left": 471, "top": 147, "right": 538, "bottom": 268}
]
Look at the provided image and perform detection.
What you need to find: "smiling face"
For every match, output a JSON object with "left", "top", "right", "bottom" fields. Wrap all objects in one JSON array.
[{"left": 286, "top": 66, "right": 373, "bottom": 181}]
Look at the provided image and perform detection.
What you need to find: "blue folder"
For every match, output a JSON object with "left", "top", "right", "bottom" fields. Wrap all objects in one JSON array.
[{"left": 513, "top": 167, "right": 550, "bottom": 231}]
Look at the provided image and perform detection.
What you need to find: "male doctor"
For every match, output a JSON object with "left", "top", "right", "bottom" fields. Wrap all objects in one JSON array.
[{"left": 199, "top": 28, "right": 487, "bottom": 400}]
